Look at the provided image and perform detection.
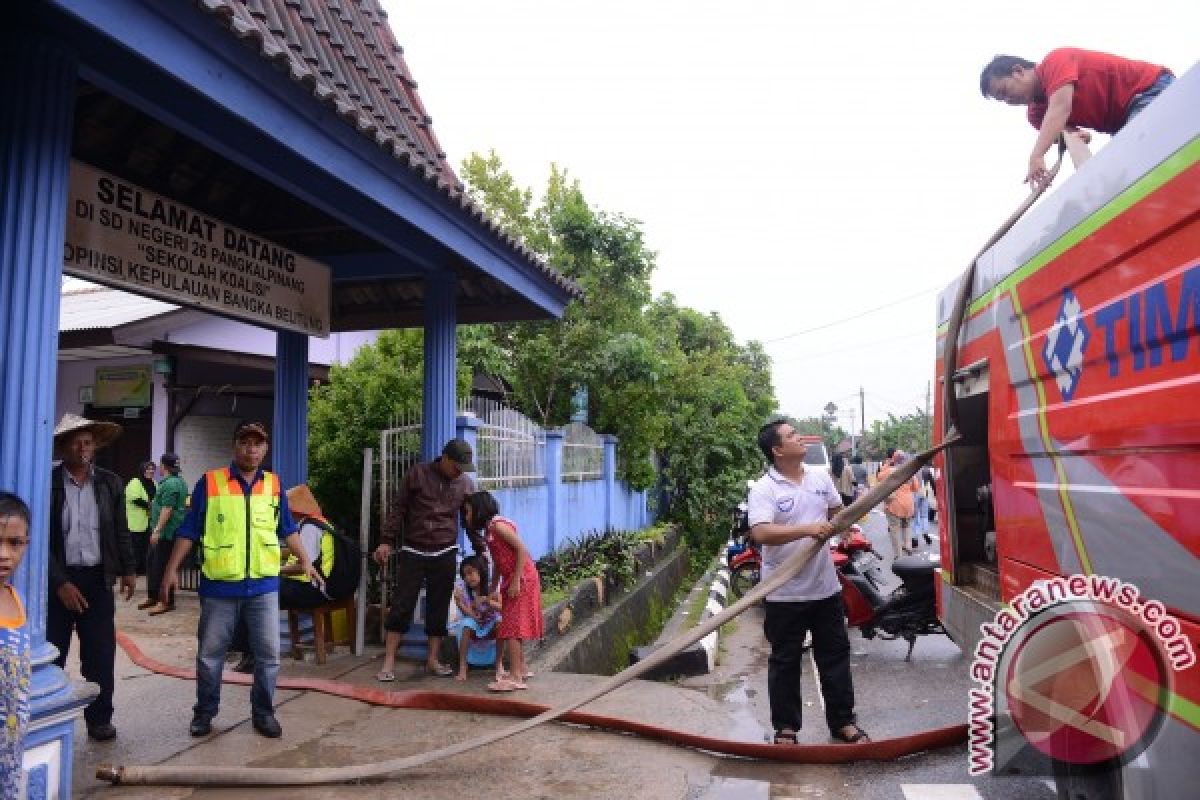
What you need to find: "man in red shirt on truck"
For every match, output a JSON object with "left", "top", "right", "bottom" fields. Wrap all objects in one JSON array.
[{"left": 979, "top": 48, "right": 1174, "bottom": 189}]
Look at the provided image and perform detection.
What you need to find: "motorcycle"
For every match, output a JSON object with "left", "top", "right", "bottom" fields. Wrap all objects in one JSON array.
[
  {"left": 725, "top": 497, "right": 761, "bottom": 599},
  {"left": 832, "top": 526, "right": 944, "bottom": 660}
]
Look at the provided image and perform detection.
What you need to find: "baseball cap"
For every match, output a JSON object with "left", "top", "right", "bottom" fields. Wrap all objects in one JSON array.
[
  {"left": 233, "top": 420, "right": 270, "bottom": 442},
  {"left": 442, "top": 439, "right": 476, "bottom": 472},
  {"left": 160, "top": 452, "right": 180, "bottom": 470}
]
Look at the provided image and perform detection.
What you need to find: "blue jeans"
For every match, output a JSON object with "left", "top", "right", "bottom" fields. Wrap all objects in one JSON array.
[
  {"left": 195, "top": 592, "right": 280, "bottom": 719},
  {"left": 1125, "top": 72, "right": 1175, "bottom": 126},
  {"left": 913, "top": 495, "right": 930, "bottom": 534}
]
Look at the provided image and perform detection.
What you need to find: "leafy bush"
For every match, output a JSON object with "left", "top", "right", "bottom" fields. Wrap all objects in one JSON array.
[{"left": 536, "top": 528, "right": 645, "bottom": 598}]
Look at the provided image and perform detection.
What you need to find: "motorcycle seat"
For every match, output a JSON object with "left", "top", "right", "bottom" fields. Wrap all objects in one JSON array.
[{"left": 891, "top": 555, "right": 938, "bottom": 583}]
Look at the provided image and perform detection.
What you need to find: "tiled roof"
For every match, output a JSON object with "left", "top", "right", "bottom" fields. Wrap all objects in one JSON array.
[
  {"left": 196, "top": 0, "right": 580, "bottom": 297},
  {"left": 59, "top": 282, "right": 179, "bottom": 331}
]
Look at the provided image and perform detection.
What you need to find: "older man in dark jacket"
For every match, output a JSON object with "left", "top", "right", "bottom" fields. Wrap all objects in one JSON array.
[{"left": 47, "top": 414, "right": 136, "bottom": 741}]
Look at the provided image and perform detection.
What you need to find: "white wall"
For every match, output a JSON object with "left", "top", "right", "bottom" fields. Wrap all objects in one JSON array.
[{"left": 164, "top": 316, "right": 377, "bottom": 366}]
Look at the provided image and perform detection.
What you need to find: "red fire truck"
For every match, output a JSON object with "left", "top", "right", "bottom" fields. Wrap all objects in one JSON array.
[{"left": 934, "top": 64, "right": 1199, "bottom": 796}]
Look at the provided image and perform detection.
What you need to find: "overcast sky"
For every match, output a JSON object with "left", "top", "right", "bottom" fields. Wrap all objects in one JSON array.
[{"left": 388, "top": 0, "right": 1197, "bottom": 433}]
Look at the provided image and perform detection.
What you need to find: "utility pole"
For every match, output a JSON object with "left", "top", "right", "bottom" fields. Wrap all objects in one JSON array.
[{"left": 860, "top": 386, "right": 866, "bottom": 454}]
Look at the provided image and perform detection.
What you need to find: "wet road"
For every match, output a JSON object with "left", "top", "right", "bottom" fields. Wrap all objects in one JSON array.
[{"left": 679, "top": 508, "right": 1059, "bottom": 800}]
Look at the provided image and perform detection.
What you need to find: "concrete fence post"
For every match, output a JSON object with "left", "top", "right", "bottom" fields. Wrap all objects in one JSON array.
[
  {"left": 544, "top": 429, "right": 564, "bottom": 554},
  {"left": 602, "top": 434, "right": 618, "bottom": 531},
  {"left": 456, "top": 413, "right": 480, "bottom": 454}
]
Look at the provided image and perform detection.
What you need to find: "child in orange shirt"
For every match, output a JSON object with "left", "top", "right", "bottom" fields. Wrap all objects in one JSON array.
[{"left": 0, "top": 492, "right": 32, "bottom": 798}]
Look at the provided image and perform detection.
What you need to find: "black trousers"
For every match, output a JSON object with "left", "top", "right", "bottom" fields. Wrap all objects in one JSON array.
[
  {"left": 385, "top": 550, "right": 456, "bottom": 637},
  {"left": 763, "top": 593, "right": 857, "bottom": 735},
  {"left": 47, "top": 565, "right": 117, "bottom": 727},
  {"left": 145, "top": 537, "right": 175, "bottom": 603},
  {"left": 130, "top": 530, "right": 149, "bottom": 575}
]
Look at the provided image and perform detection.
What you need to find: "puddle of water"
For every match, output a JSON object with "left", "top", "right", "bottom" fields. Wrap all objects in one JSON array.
[
  {"left": 694, "top": 776, "right": 771, "bottom": 800},
  {"left": 702, "top": 676, "right": 769, "bottom": 743}
]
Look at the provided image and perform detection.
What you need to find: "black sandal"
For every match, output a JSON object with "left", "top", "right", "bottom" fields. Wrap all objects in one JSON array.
[
  {"left": 831, "top": 725, "right": 870, "bottom": 743},
  {"left": 772, "top": 729, "right": 798, "bottom": 745}
]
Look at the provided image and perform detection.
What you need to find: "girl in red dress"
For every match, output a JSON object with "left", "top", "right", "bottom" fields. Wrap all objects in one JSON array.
[{"left": 463, "top": 491, "right": 542, "bottom": 692}]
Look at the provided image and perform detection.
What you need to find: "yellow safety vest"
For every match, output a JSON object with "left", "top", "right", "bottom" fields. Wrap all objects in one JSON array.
[
  {"left": 200, "top": 468, "right": 282, "bottom": 582},
  {"left": 124, "top": 478, "right": 151, "bottom": 533},
  {"left": 284, "top": 516, "right": 334, "bottom": 583}
]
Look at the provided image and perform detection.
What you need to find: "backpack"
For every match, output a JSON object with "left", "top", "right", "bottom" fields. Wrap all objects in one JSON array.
[{"left": 300, "top": 516, "right": 362, "bottom": 601}]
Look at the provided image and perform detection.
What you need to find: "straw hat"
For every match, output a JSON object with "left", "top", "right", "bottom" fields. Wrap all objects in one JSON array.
[
  {"left": 286, "top": 484, "right": 323, "bottom": 519},
  {"left": 53, "top": 413, "right": 122, "bottom": 456}
]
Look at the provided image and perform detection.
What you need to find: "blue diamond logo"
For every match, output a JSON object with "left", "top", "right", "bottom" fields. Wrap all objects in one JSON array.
[{"left": 1042, "top": 289, "right": 1090, "bottom": 402}]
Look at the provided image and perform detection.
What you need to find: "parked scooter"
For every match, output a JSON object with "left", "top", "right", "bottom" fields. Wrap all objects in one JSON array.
[
  {"left": 725, "top": 495, "right": 760, "bottom": 599},
  {"left": 832, "top": 526, "right": 944, "bottom": 660}
]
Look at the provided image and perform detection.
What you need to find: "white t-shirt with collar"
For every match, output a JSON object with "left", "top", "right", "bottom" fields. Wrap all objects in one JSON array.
[{"left": 747, "top": 465, "right": 843, "bottom": 602}]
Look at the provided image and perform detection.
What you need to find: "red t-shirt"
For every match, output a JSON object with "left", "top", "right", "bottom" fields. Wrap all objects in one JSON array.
[{"left": 1027, "top": 48, "right": 1169, "bottom": 134}]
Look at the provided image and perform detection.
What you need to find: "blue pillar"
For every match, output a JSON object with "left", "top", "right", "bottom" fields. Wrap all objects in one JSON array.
[
  {"left": 422, "top": 273, "right": 457, "bottom": 461},
  {"left": 273, "top": 330, "right": 309, "bottom": 488},
  {"left": 544, "top": 430, "right": 564, "bottom": 554},
  {"left": 0, "top": 30, "right": 91, "bottom": 798},
  {"left": 601, "top": 434, "right": 618, "bottom": 532},
  {"left": 455, "top": 414, "right": 480, "bottom": 549}
]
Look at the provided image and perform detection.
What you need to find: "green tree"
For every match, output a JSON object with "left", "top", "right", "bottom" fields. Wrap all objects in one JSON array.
[
  {"left": 647, "top": 296, "right": 776, "bottom": 556},
  {"left": 791, "top": 414, "right": 849, "bottom": 457},
  {"left": 863, "top": 409, "right": 931, "bottom": 457},
  {"left": 461, "top": 155, "right": 776, "bottom": 554},
  {"left": 461, "top": 153, "right": 661, "bottom": 486}
]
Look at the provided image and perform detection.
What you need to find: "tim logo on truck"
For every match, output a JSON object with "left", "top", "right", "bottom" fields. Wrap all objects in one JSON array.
[
  {"left": 967, "top": 576, "right": 1196, "bottom": 777},
  {"left": 1042, "top": 289, "right": 1090, "bottom": 402}
]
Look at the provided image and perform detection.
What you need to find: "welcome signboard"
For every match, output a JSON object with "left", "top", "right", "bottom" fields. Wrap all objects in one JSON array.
[{"left": 64, "top": 160, "right": 332, "bottom": 338}]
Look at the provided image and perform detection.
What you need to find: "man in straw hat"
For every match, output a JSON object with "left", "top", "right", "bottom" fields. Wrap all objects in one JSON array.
[
  {"left": 160, "top": 420, "right": 320, "bottom": 739},
  {"left": 47, "top": 414, "right": 137, "bottom": 741}
]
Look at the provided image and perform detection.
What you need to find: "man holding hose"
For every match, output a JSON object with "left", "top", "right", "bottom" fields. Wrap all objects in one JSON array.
[{"left": 748, "top": 419, "right": 868, "bottom": 745}]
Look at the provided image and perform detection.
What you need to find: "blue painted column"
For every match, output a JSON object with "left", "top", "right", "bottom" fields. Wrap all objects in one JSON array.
[
  {"left": 0, "top": 30, "right": 92, "bottom": 798},
  {"left": 455, "top": 414, "right": 480, "bottom": 549},
  {"left": 273, "top": 330, "right": 309, "bottom": 488},
  {"left": 543, "top": 430, "right": 564, "bottom": 555},
  {"left": 422, "top": 273, "right": 457, "bottom": 460},
  {"left": 602, "top": 434, "right": 618, "bottom": 532}
]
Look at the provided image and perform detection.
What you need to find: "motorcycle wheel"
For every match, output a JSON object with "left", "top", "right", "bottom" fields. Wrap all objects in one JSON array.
[{"left": 730, "top": 562, "right": 760, "bottom": 599}]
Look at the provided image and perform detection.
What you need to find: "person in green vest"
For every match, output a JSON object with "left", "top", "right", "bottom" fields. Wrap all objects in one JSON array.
[
  {"left": 160, "top": 421, "right": 319, "bottom": 739},
  {"left": 123, "top": 461, "right": 156, "bottom": 575},
  {"left": 229, "top": 483, "right": 338, "bottom": 674},
  {"left": 139, "top": 453, "right": 187, "bottom": 615}
]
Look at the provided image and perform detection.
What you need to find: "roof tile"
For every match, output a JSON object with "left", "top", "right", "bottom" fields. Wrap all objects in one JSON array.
[{"left": 194, "top": 0, "right": 579, "bottom": 296}]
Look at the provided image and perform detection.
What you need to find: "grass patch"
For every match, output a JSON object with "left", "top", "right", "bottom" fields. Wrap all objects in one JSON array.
[
  {"left": 680, "top": 558, "right": 719, "bottom": 630},
  {"left": 540, "top": 587, "right": 567, "bottom": 608}
]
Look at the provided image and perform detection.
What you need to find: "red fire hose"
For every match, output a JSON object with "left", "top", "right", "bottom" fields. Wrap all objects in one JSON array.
[{"left": 106, "top": 631, "right": 965, "bottom": 772}]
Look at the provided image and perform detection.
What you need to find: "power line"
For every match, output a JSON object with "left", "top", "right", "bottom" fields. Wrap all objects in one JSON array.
[
  {"left": 762, "top": 286, "right": 940, "bottom": 345},
  {"left": 772, "top": 329, "right": 926, "bottom": 365}
]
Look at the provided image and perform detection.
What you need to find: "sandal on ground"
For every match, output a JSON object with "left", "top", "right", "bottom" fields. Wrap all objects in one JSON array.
[
  {"left": 426, "top": 663, "right": 453, "bottom": 677},
  {"left": 831, "top": 725, "right": 870, "bottom": 743},
  {"left": 375, "top": 670, "right": 396, "bottom": 683},
  {"left": 487, "top": 679, "right": 521, "bottom": 693},
  {"left": 772, "top": 729, "right": 798, "bottom": 745}
]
